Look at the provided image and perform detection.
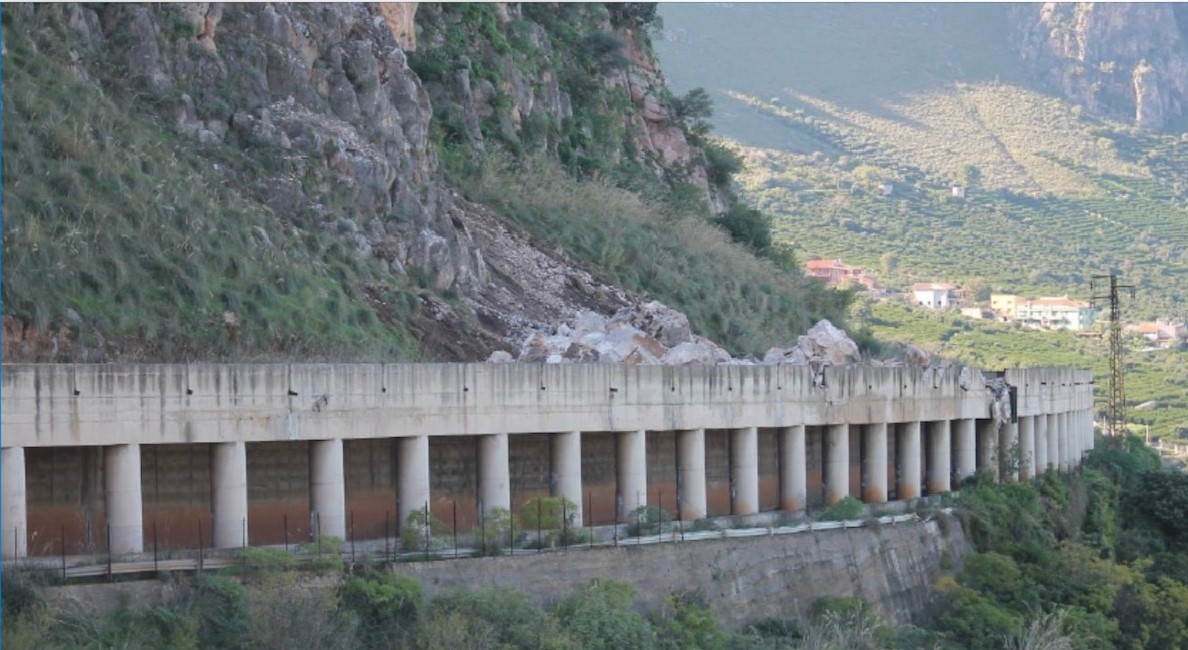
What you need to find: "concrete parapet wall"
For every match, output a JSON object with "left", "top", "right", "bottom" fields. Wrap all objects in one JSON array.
[
  {"left": 1, "top": 364, "right": 1092, "bottom": 448},
  {"left": 394, "top": 516, "right": 966, "bottom": 628}
]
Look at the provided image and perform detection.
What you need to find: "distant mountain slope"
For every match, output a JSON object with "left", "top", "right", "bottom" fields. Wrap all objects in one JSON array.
[{"left": 655, "top": 3, "right": 1188, "bottom": 320}]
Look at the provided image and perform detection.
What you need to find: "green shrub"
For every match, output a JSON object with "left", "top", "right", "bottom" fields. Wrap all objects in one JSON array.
[
  {"left": 401, "top": 507, "right": 449, "bottom": 554},
  {"left": 626, "top": 505, "right": 673, "bottom": 537},
  {"left": 238, "top": 547, "right": 296, "bottom": 577},
  {"left": 820, "top": 496, "right": 864, "bottom": 522},
  {"left": 556, "top": 581, "right": 657, "bottom": 650},
  {"left": 340, "top": 572, "right": 423, "bottom": 649}
]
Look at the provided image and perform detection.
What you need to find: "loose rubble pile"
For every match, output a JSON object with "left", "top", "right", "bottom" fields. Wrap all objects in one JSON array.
[{"left": 489, "top": 301, "right": 874, "bottom": 371}]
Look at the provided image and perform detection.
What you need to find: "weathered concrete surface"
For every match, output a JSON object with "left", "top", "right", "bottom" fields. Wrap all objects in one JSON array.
[
  {"left": 1, "top": 364, "right": 1092, "bottom": 448},
  {"left": 40, "top": 517, "right": 965, "bottom": 629},
  {"left": 393, "top": 517, "right": 966, "bottom": 628}
]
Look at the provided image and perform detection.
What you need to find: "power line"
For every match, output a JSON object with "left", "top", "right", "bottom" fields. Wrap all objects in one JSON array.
[{"left": 1090, "top": 273, "right": 1135, "bottom": 439}]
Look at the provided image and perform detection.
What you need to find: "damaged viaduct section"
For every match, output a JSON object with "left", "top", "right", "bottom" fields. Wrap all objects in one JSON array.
[{"left": 0, "top": 364, "right": 1093, "bottom": 559}]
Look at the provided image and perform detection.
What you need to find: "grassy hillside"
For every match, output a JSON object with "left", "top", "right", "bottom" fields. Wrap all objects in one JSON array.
[{"left": 1, "top": 15, "right": 426, "bottom": 361}]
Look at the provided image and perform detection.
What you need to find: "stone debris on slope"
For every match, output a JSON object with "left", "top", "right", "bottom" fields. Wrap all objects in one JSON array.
[{"left": 491, "top": 302, "right": 867, "bottom": 368}]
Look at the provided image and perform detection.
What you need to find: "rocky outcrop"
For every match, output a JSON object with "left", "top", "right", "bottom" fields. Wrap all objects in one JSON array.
[{"left": 1012, "top": 3, "right": 1188, "bottom": 130}]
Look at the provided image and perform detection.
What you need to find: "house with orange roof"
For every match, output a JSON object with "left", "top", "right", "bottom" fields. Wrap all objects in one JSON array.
[{"left": 804, "top": 259, "right": 880, "bottom": 291}]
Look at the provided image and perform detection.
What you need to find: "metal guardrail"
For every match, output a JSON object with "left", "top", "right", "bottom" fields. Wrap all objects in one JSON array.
[{"left": 12, "top": 512, "right": 929, "bottom": 581}]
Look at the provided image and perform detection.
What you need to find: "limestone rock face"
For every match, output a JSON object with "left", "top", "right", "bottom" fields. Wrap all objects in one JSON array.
[{"left": 1012, "top": 3, "right": 1188, "bottom": 130}]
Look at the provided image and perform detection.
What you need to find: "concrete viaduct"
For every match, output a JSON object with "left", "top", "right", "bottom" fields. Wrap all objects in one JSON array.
[{"left": 0, "top": 363, "right": 1094, "bottom": 559}]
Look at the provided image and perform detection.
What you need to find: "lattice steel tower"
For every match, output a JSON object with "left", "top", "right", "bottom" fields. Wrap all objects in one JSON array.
[{"left": 1091, "top": 274, "right": 1135, "bottom": 438}]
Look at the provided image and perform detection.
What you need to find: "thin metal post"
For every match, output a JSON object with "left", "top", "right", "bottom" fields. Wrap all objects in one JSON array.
[
  {"left": 423, "top": 500, "right": 429, "bottom": 562},
  {"left": 61, "top": 526, "right": 67, "bottom": 582},
  {"left": 316, "top": 512, "right": 322, "bottom": 557},
  {"left": 480, "top": 502, "right": 486, "bottom": 556},
  {"left": 537, "top": 498, "right": 542, "bottom": 553},
  {"left": 587, "top": 490, "right": 593, "bottom": 549},
  {"left": 659, "top": 489, "right": 663, "bottom": 543},
  {"left": 452, "top": 500, "right": 458, "bottom": 559},
  {"left": 509, "top": 503, "right": 515, "bottom": 554},
  {"left": 637, "top": 491, "right": 642, "bottom": 545},
  {"left": 384, "top": 511, "right": 390, "bottom": 561},
  {"left": 350, "top": 511, "right": 356, "bottom": 566},
  {"left": 562, "top": 499, "right": 568, "bottom": 552},
  {"left": 153, "top": 521, "right": 159, "bottom": 573},
  {"left": 106, "top": 524, "right": 113, "bottom": 581},
  {"left": 284, "top": 513, "right": 289, "bottom": 552}
]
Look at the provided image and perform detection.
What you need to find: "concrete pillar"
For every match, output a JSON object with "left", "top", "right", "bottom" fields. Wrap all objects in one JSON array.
[
  {"left": 677, "top": 428, "right": 707, "bottom": 520},
  {"left": 1019, "top": 416, "right": 1035, "bottom": 481},
  {"left": 2, "top": 447, "right": 27, "bottom": 558},
  {"left": 825, "top": 423, "right": 850, "bottom": 505},
  {"left": 310, "top": 439, "right": 346, "bottom": 540},
  {"left": 550, "top": 431, "right": 582, "bottom": 523},
  {"left": 977, "top": 420, "right": 999, "bottom": 480},
  {"left": 1000, "top": 420, "right": 1019, "bottom": 481},
  {"left": 730, "top": 427, "right": 759, "bottom": 515},
  {"left": 898, "top": 422, "right": 922, "bottom": 501},
  {"left": 478, "top": 433, "right": 511, "bottom": 516},
  {"left": 397, "top": 436, "right": 430, "bottom": 530},
  {"left": 105, "top": 443, "right": 144, "bottom": 554},
  {"left": 617, "top": 430, "right": 647, "bottom": 521},
  {"left": 1034, "top": 414, "right": 1048, "bottom": 473},
  {"left": 927, "top": 421, "right": 951, "bottom": 494},
  {"left": 862, "top": 423, "right": 888, "bottom": 504},
  {"left": 1047, "top": 414, "right": 1059, "bottom": 472},
  {"left": 1064, "top": 413, "right": 1073, "bottom": 470},
  {"left": 212, "top": 441, "right": 249, "bottom": 549},
  {"left": 954, "top": 418, "right": 977, "bottom": 483},
  {"left": 780, "top": 425, "right": 807, "bottom": 512}
]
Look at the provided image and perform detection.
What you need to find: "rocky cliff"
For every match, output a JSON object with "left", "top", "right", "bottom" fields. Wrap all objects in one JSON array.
[
  {"left": 1, "top": 3, "right": 756, "bottom": 363},
  {"left": 1012, "top": 2, "right": 1188, "bottom": 130}
]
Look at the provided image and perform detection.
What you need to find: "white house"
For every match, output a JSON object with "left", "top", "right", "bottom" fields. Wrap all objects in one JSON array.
[
  {"left": 1015, "top": 297, "right": 1097, "bottom": 331},
  {"left": 911, "top": 282, "right": 960, "bottom": 309}
]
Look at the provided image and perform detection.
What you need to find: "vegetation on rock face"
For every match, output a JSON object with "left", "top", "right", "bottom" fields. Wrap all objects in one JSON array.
[{"left": 2, "top": 2, "right": 843, "bottom": 362}]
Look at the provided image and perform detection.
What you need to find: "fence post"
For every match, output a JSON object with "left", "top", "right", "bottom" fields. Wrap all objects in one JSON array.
[
  {"left": 537, "top": 498, "right": 542, "bottom": 553},
  {"left": 316, "top": 512, "right": 322, "bottom": 558},
  {"left": 350, "top": 511, "right": 356, "bottom": 566},
  {"left": 284, "top": 513, "right": 289, "bottom": 553},
  {"left": 452, "top": 500, "right": 458, "bottom": 559},
  {"left": 587, "top": 490, "right": 593, "bottom": 549},
  {"left": 153, "top": 521, "right": 159, "bottom": 573},
  {"left": 423, "top": 501, "right": 430, "bottom": 562},
  {"left": 562, "top": 499, "right": 568, "bottom": 552},
  {"left": 61, "top": 526, "right": 67, "bottom": 582},
  {"left": 384, "top": 511, "right": 390, "bottom": 562}
]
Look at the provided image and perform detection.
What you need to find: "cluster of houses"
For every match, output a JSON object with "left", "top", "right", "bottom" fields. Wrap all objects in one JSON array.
[
  {"left": 1125, "top": 320, "right": 1188, "bottom": 349},
  {"left": 906, "top": 283, "right": 1099, "bottom": 331},
  {"left": 806, "top": 259, "right": 1184, "bottom": 344}
]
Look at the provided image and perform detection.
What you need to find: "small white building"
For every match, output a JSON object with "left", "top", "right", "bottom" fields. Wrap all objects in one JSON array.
[{"left": 911, "top": 282, "right": 960, "bottom": 309}]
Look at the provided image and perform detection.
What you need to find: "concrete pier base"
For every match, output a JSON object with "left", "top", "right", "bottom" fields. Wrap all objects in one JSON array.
[
  {"left": 105, "top": 444, "right": 144, "bottom": 554},
  {"left": 677, "top": 428, "right": 707, "bottom": 520},
  {"left": 825, "top": 424, "right": 850, "bottom": 505},
  {"left": 2, "top": 447, "right": 27, "bottom": 558},
  {"left": 212, "top": 441, "right": 248, "bottom": 548},
  {"left": 550, "top": 431, "right": 582, "bottom": 523},
  {"left": 898, "top": 422, "right": 921, "bottom": 500},
  {"left": 617, "top": 430, "right": 647, "bottom": 521},
  {"left": 927, "top": 421, "right": 951, "bottom": 494},
  {"left": 398, "top": 436, "right": 431, "bottom": 531},
  {"left": 780, "top": 425, "right": 807, "bottom": 512},
  {"left": 478, "top": 433, "right": 511, "bottom": 516},
  {"left": 310, "top": 439, "right": 346, "bottom": 540},
  {"left": 731, "top": 427, "right": 759, "bottom": 515},
  {"left": 863, "top": 423, "right": 888, "bottom": 504}
]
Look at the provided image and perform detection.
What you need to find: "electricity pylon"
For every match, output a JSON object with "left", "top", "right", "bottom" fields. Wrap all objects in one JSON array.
[{"left": 1091, "top": 273, "right": 1135, "bottom": 438}]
